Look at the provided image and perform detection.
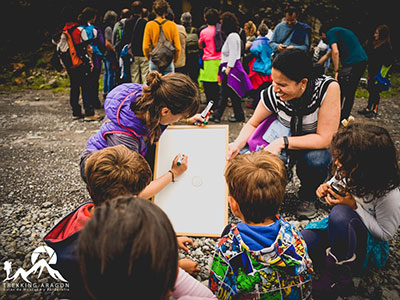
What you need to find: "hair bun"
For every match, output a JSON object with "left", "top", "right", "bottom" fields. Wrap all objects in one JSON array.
[{"left": 146, "top": 71, "right": 162, "bottom": 91}]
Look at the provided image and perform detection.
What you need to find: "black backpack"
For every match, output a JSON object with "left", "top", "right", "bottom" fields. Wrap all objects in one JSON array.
[{"left": 150, "top": 20, "right": 176, "bottom": 69}]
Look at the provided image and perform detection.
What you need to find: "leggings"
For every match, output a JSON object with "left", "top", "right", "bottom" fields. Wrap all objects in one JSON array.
[{"left": 301, "top": 204, "right": 368, "bottom": 268}]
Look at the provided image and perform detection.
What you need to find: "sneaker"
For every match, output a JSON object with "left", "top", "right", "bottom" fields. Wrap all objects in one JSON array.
[
  {"left": 296, "top": 201, "right": 317, "bottom": 219},
  {"left": 84, "top": 115, "right": 103, "bottom": 122},
  {"left": 365, "top": 110, "right": 377, "bottom": 118},
  {"left": 228, "top": 116, "right": 245, "bottom": 123}
]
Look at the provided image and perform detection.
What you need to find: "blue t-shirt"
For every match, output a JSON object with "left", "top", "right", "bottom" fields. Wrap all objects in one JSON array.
[
  {"left": 236, "top": 220, "right": 280, "bottom": 251},
  {"left": 326, "top": 27, "right": 368, "bottom": 66}
]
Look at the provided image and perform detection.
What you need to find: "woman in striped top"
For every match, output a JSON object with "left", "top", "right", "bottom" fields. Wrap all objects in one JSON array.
[{"left": 227, "top": 49, "right": 341, "bottom": 219}]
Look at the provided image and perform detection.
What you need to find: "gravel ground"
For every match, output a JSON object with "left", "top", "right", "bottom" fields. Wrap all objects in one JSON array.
[{"left": 0, "top": 89, "right": 399, "bottom": 300}]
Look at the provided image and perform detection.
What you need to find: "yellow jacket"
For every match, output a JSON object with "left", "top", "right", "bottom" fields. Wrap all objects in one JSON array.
[{"left": 143, "top": 17, "right": 181, "bottom": 63}]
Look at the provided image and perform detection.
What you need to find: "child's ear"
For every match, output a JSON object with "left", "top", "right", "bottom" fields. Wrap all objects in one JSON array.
[
  {"left": 228, "top": 196, "right": 242, "bottom": 218},
  {"left": 160, "top": 107, "right": 171, "bottom": 116}
]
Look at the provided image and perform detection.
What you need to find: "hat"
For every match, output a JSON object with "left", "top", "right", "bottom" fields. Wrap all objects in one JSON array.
[{"left": 181, "top": 12, "right": 192, "bottom": 24}]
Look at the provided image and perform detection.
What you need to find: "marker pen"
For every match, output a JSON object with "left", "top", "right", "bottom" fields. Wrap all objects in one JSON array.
[
  {"left": 194, "top": 101, "right": 214, "bottom": 125},
  {"left": 177, "top": 154, "right": 184, "bottom": 166}
]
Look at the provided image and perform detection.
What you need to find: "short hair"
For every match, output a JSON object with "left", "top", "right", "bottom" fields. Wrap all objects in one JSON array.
[
  {"left": 120, "top": 8, "right": 132, "bottom": 19},
  {"left": 225, "top": 151, "right": 288, "bottom": 223},
  {"left": 258, "top": 23, "right": 269, "bottom": 37},
  {"left": 79, "top": 195, "right": 178, "bottom": 300},
  {"left": 204, "top": 8, "right": 219, "bottom": 26},
  {"left": 152, "top": 0, "right": 170, "bottom": 17},
  {"left": 285, "top": 5, "right": 297, "bottom": 16},
  {"left": 85, "top": 145, "right": 152, "bottom": 206},
  {"left": 220, "top": 11, "right": 239, "bottom": 35},
  {"left": 78, "top": 7, "right": 97, "bottom": 24},
  {"left": 331, "top": 121, "right": 400, "bottom": 200},
  {"left": 272, "top": 48, "right": 313, "bottom": 82},
  {"left": 131, "top": 1, "right": 143, "bottom": 15}
]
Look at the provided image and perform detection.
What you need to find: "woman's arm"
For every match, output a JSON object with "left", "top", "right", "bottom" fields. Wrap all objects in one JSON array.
[
  {"left": 227, "top": 100, "right": 273, "bottom": 160},
  {"left": 265, "top": 81, "right": 341, "bottom": 155}
]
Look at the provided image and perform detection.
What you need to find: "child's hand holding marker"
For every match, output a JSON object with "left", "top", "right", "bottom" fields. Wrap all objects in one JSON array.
[
  {"left": 193, "top": 100, "right": 213, "bottom": 126},
  {"left": 170, "top": 153, "right": 188, "bottom": 179}
]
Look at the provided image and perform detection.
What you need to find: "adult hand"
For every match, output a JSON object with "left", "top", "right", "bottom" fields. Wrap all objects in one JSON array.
[
  {"left": 188, "top": 113, "right": 207, "bottom": 127},
  {"left": 171, "top": 153, "right": 188, "bottom": 178},
  {"left": 264, "top": 138, "right": 284, "bottom": 156},
  {"left": 278, "top": 44, "right": 287, "bottom": 52},
  {"left": 226, "top": 142, "right": 241, "bottom": 161},
  {"left": 325, "top": 188, "right": 357, "bottom": 209},
  {"left": 177, "top": 236, "right": 194, "bottom": 252},
  {"left": 225, "top": 66, "right": 231, "bottom": 76}
]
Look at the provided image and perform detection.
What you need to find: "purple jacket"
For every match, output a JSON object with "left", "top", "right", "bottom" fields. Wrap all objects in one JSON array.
[
  {"left": 218, "top": 59, "right": 253, "bottom": 98},
  {"left": 86, "top": 83, "right": 151, "bottom": 156}
]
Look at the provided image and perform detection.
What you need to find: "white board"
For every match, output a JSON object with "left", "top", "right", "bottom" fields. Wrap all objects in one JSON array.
[{"left": 154, "top": 125, "right": 228, "bottom": 237}]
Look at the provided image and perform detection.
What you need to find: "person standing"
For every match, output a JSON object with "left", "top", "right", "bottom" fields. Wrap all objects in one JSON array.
[
  {"left": 210, "top": 12, "right": 252, "bottom": 123},
  {"left": 113, "top": 8, "right": 133, "bottom": 84},
  {"left": 142, "top": 0, "right": 181, "bottom": 75},
  {"left": 167, "top": 8, "right": 187, "bottom": 74},
  {"left": 181, "top": 12, "right": 200, "bottom": 84},
  {"left": 269, "top": 6, "right": 311, "bottom": 55},
  {"left": 123, "top": 1, "right": 149, "bottom": 84},
  {"left": 198, "top": 8, "right": 222, "bottom": 105},
  {"left": 358, "top": 24, "right": 393, "bottom": 118},
  {"left": 102, "top": 10, "right": 118, "bottom": 98},
  {"left": 78, "top": 7, "right": 104, "bottom": 121},
  {"left": 318, "top": 26, "right": 368, "bottom": 120}
]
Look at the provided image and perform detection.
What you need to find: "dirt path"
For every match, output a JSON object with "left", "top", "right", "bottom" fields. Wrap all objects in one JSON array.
[{"left": 0, "top": 89, "right": 399, "bottom": 299}]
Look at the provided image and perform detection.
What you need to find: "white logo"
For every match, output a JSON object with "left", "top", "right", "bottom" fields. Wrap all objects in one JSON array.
[{"left": 3, "top": 246, "right": 67, "bottom": 283}]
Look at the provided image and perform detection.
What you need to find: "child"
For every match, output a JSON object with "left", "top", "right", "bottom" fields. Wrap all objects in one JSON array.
[
  {"left": 79, "top": 195, "right": 216, "bottom": 300},
  {"left": 302, "top": 121, "right": 400, "bottom": 298},
  {"left": 209, "top": 151, "right": 313, "bottom": 299},
  {"left": 44, "top": 145, "right": 198, "bottom": 298},
  {"left": 81, "top": 71, "right": 204, "bottom": 199}
]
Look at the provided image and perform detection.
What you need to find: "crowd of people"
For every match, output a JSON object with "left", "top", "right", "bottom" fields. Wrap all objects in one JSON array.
[{"left": 47, "top": 1, "right": 399, "bottom": 299}]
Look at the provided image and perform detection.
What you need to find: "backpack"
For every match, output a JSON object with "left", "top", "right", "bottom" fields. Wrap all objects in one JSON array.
[
  {"left": 214, "top": 23, "right": 226, "bottom": 53},
  {"left": 150, "top": 20, "right": 176, "bottom": 69},
  {"left": 53, "top": 26, "right": 91, "bottom": 72},
  {"left": 186, "top": 27, "right": 199, "bottom": 55}
]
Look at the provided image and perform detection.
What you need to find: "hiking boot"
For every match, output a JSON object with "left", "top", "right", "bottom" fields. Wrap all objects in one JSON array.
[
  {"left": 84, "top": 115, "right": 103, "bottom": 122},
  {"left": 296, "top": 201, "right": 317, "bottom": 220}
]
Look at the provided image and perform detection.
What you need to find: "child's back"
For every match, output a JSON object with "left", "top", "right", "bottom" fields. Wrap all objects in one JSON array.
[{"left": 209, "top": 151, "right": 313, "bottom": 299}]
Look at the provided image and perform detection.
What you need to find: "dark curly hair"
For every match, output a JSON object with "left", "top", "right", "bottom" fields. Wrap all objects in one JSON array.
[{"left": 331, "top": 121, "right": 400, "bottom": 200}]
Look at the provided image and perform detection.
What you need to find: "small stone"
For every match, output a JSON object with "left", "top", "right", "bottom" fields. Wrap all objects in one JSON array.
[{"left": 41, "top": 201, "right": 52, "bottom": 208}]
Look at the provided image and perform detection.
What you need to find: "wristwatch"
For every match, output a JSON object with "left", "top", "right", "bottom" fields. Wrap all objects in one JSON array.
[{"left": 283, "top": 136, "right": 289, "bottom": 151}]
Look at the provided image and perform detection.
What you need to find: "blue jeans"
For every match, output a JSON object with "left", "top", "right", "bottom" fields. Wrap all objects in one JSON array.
[
  {"left": 302, "top": 204, "right": 368, "bottom": 268},
  {"left": 103, "top": 56, "right": 116, "bottom": 94},
  {"left": 149, "top": 60, "right": 174, "bottom": 75},
  {"left": 293, "top": 149, "right": 332, "bottom": 202}
]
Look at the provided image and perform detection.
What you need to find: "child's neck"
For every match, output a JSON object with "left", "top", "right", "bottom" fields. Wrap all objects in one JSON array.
[{"left": 244, "top": 218, "right": 275, "bottom": 226}]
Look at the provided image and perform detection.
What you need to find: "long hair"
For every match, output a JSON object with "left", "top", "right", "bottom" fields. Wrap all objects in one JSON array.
[
  {"left": 131, "top": 71, "right": 200, "bottom": 144},
  {"left": 79, "top": 196, "right": 178, "bottom": 300},
  {"left": 373, "top": 24, "right": 392, "bottom": 50},
  {"left": 331, "top": 121, "right": 400, "bottom": 200},
  {"left": 220, "top": 11, "right": 239, "bottom": 35}
]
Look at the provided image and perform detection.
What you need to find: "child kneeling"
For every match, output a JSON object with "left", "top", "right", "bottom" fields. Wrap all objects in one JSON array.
[{"left": 209, "top": 151, "right": 313, "bottom": 299}]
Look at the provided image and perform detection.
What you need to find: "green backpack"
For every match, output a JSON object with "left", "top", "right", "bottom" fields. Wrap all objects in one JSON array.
[{"left": 186, "top": 27, "right": 199, "bottom": 55}]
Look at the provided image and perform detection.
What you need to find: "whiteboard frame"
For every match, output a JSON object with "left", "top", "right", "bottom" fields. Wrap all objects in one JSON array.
[{"left": 153, "top": 125, "right": 229, "bottom": 237}]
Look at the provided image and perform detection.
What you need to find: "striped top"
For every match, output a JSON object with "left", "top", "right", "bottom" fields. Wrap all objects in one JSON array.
[{"left": 261, "top": 75, "right": 335, "bottom": 134}]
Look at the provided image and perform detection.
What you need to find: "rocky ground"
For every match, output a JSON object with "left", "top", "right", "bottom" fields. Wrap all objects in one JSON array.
[{"left": 0, "top": 88, "right": 399, "bottom": 300}]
